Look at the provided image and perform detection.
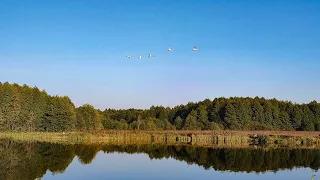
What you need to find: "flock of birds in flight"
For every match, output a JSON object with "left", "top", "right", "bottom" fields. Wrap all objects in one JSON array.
[{"left": 125, "top": 46, "right": 199, "bottom": 60}]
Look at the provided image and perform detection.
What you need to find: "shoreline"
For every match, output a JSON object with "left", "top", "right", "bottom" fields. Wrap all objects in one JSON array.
[
  {"left": 1, "top": 130, "right": 320, "bottom": 149},
  {"left": 72, "top": 130, "right": 320, "bottom": 136}
]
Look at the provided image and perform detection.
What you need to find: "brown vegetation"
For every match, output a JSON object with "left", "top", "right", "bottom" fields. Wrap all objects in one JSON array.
[
  {"left": 73, "top": 130, "right": 320, "bottom": 137},
  {"left": 1, "top": 130, "right": 320, "bottom": 149}
]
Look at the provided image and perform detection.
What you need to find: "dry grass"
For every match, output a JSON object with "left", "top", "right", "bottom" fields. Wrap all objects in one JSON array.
[
  {"left": 71, "top": 130, "right": 320, "bottom": 137},
  {"left": 0, "top": 130, "right": 319, "bottom": 149}
]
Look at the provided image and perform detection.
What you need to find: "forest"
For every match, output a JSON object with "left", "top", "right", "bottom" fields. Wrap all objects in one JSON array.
[{"left": 0, "top": 82, "right": 319, "bottom": 132}]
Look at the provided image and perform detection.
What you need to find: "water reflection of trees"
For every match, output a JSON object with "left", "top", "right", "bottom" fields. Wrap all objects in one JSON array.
[
  {"left": 0, "top": 139, "right": 319, "bottom": 180},
  {"left": 101, "top": 145, "right": 320, "bottom": 172},
  {"left": 0, "top": 139, "right": 75, "bottom": 180}
]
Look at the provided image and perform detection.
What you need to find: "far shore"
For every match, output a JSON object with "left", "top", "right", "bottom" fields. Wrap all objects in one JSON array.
[
  {"left": 64, "top": 130, "right": 320, "bottom": 137},
  {"left": 1, "top": 130, "right": 320, "bottom": 149}
]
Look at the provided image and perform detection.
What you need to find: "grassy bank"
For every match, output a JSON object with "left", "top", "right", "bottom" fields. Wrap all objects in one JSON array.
[{"left": 0, "top": 130, "right": 319, "bottom": 148}]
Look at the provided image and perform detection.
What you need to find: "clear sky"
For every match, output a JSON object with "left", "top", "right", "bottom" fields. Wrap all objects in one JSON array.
[
  {"left": 42, "top": 152, "right": 316, "bottom": 180},
  {"left": 1, "top": 0, "right": 319, "bottom": 110}
]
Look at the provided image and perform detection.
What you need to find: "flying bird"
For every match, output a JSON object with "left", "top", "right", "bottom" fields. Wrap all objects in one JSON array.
[
  {"left": 138, "top": 55, "right": 144, "bottom": 60},
  {"left": 192, "top": 46, "right": 199, "bottom": 51},
  {"left": 168, "top": 46, "right": 174, "bottom": 52},
  {"left": 126, "top": 55, "right": 132, "bottom": 59},
  {"left": 148, "top": 54, "right": 154, "bottom": 58}
]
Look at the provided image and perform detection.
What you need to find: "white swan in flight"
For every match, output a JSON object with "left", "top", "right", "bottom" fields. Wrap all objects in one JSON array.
[
  {"left": 168, "top": 46, "right": 174, "bottom": 52},
  {"left": 138, "top": 55, "right": 144, "bottom": 60},
  {"left": 192, "top": 46, "right": 199, "bottom": 51},
  {"left": 126, "top": 55, "right": 132, "bottom": 59},
  {"left": 148, "top": 54, "right": 154, "bottom": 58}
]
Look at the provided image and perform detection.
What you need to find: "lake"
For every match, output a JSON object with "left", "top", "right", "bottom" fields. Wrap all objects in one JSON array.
[{"left": 0, "top": 139, "right": 319, "bottom": 180}]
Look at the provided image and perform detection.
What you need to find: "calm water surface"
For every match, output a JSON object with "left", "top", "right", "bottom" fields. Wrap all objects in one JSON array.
[{"left": 0, "top": 139, "right": 319, "bottom": 180}]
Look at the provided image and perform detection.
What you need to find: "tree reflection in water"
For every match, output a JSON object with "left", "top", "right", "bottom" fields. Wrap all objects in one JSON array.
[{"left": 0, "top": 139, "right": 319, "bottom": 180}]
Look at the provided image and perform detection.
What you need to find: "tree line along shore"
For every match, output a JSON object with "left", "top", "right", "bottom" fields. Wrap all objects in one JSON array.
[{"left": 0, "top": 82, "right": 319, "bottom": 133}]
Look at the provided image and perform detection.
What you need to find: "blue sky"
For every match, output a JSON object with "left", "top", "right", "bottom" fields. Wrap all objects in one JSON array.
[
  {"left": 43, "top": 151, "right": 317, "bottom": 180},
  {"left": 0, "top": 0, "right": 319, "bottom": 109}
]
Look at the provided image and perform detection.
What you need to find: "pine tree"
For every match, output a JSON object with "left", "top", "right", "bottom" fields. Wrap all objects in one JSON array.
[
  {"left": 251, "top": 100, "right": 264, "bottom": 122},
  {"left": 196, "top": 105, "right": 209, "bottom": 130},
  {"left": 263, "top": 101, "right": 273, "bottom": 125},
  {"left": 308, "top": 101, "right": 320, "bottom": 131},
  {"left": 174, "top": 116, "right": 183, "bottom": 130},
  {"left": 183, "top": 110, "right": 198, "bottom": 130},
  {"left": 224, "top": 103, "right": 237, "bottom": 129},
  {"left": 209, "top": 100, "right": 222, "bottom": 123},
  {"left": 292, "top": 106, "right": 302, "bottom": 130},
  {"left": 301, "top": 105, "right": 315, "bottom": 131}
]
